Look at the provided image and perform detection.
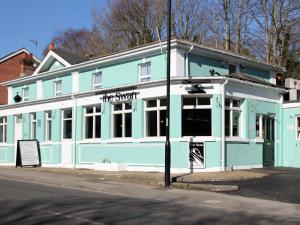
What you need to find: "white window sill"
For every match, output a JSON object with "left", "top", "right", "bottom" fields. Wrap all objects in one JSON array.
[
  {"left": 106, "top": 138, "right": 133, "bottom": 143},
  {"left": 253, "top": 138, "right": 264, "bottom": 143},
  {"left": 225, "top": 137, "right": 249, "bottom": 143},
  {"left": 80, "top": 139, "right": 101, "bottom": 144},
  {"left": 139, "top": 137, "right": 166, "bottom": 142},
  {"left": 0, "top": 143, "right": 9, "bottom": 146},
  {"left": 182, "top": 136, "right": 216, "bottom": 142}
]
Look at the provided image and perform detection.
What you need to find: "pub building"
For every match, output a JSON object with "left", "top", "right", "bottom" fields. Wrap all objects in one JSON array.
[{"left": 1, "top": 40, "right": 300, "bottom": 172}]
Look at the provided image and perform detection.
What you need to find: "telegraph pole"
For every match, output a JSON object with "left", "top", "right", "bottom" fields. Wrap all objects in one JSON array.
[{"left": 165, "top": 0, "right": 171, "bottom": 188}]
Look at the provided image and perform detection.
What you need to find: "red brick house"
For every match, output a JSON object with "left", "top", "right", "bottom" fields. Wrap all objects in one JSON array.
[{"left": 0, "top": 49, "right": 40, "bottom": 104}]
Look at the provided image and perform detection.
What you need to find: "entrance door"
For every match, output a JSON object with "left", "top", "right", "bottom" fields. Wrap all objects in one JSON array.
[
  {"left": 263, "top": 116, "right": 275, "bottom": 167},
  {"left": 14, "top": 115, "right": 23, "bottom": 162}
]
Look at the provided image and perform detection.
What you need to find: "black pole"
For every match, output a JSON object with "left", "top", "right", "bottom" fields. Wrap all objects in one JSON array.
[{"left": 165, "top": 0, "right": 171, "bottom": 188}]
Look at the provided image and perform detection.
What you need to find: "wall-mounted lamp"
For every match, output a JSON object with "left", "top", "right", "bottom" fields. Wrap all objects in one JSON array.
[
  {"left": 185, "top": 84, "right": 206, "bottom": 94},
  {"left": 14, "top": 92, "right": 22, "bottom": 103}
]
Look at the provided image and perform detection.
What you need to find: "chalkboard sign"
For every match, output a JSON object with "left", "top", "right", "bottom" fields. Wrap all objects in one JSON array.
[
  {"left": 16, "top": 140, "right": 41, "bottom": 167},
  {"left": 189, "top": 142, "right": 204, "bottom": 168}
]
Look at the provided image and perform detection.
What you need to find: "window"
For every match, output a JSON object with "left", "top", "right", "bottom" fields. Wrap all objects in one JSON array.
[
  {"left": 0, "top": 117, "right": 7, "bottom": 143},
  {"left": 92, "top": 71, "right": 102, "bottom": 89},
  {"left": 84, "top": 105, "right": 101, "bottom": 139},
  {"left": 182, "top": 97, "right": 212, "bottom": 136},
  {"left": 31, "top": 113, "right": 36, "bottom": 139},
  {"left": 22, "top": 87, "right": 29, "bottom": 101},
  {"left": 112, "top": 102, "right": 132, "bottom": 138},
  {"left": 229, "top": 64, "right": 236, "bottom": 74},
  {"left": 45, "top": 111, "right": 52, "bottom": 141},
  {"left": 62, "top": 109, "right": 72, "bottom": 139},
  {"left": 139, "top": 62, "right": 151, "bottom": 82},
  {"left": 297, "top": 117, "right": 300, "bottom": 139},
  {"left": 225, "top": 98, "right": 243, "bottom": 137},
  {"left": 145, "top": 99, "right": 166, "bottom": 137},
  {"left": 54, "top": 80, "right": 62, "bottom": 96}
]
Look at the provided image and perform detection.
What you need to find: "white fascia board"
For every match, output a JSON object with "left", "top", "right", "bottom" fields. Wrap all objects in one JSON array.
[
  {"left": 283, "top": 102, "right": 300, "bottom": 109},
  {"left": 33, "top": 50, "right": 71, "bottom": 75}
]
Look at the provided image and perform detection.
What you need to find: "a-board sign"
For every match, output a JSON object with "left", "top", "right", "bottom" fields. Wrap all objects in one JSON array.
[{"left": 16, "top": 140, "right": 41, "bottom": 167}]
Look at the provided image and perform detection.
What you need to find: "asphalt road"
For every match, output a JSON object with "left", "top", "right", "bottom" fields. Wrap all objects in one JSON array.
[{"left": 0, "top": 176, "right": 299, "bottom": 225}]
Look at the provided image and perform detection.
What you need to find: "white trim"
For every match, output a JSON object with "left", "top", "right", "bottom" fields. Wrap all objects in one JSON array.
[
  {"left": 54, "top": 80, "right": 62, "bottom": 97},
  {"left": 139, "top": 61, "right": 151, "bottom": 82},
  {"left": 283, "top": 102, "right": 300, "bottom": 109},
  {"left": 36, "top": 80, "right": 43, "bottom": 99},
  {"left": 72, "top": 72, "right": 79, "bottom": 93},
  {"left": 30, "top": 112, "right": 36, "bottom": 139},
  {"left": 231, "top": 165, "right": 263, "bottom": 170},
  {"left": 7, "top": 87, "right": 12, "bottom": 104},
  {"left": 45, "top": 111, "right": 52, "bottom": 142}
]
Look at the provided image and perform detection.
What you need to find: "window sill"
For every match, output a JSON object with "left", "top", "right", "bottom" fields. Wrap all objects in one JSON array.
[
  {"left": 139, "top": 137, "right": 166, "bottom": 142},
  {"left": 225, "top": 137, "right": 249, "bottom": 143},
  {"left": 106, "top": 138, "right": 133, "bottom": 143},
  {"left": 253, "top": 138, "right": 264, "bottom": 143},
  {"left": 80, "top": 139, "right": 101, "bottom": 144},
  {"left": 182, "top": 136, "right": 216, "bottom": 142}
]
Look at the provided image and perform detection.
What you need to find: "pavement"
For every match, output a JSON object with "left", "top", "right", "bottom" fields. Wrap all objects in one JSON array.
[{"left": 0, "top": 166, "right": 299, "bottom": 224}]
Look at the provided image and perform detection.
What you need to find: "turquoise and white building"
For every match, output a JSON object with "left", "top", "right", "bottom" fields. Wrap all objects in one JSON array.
[{"left": 0, "top": 40, "right": 299, "bottom": 172}]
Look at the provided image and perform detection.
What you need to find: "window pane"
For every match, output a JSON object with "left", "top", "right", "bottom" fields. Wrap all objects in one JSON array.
[
  {"left": 0, "top": 126, "right": 3, "bottom": 142},
  {"left": 85, "top": 116, "right": 93, "bottom": 138},
  {"left": 114, "top": 104, "right": 122, "bottom": 111},
  {"left": 197, "top": 97, "right": 210, "bottom": 105},
  {"left": 232, "top": 110, "right": 240, "bottom": 136},
  {"left": 233, "top": 99, "right": 242, "bottom": 107},
  {"left": 86, "top": 107, "right": 93, "bottom": 114},
  {"left": 47, "top": 121, "right": 52, "bottom": 141},
  {"left": 146, "top": 111, "right": 157, "bottom": 136},
  {"left": 63, "top": 120, "right": 72, "bottom": 139},
  {"left": 32, "top": 123, "right": 36, "bottom": 139},
  {"left": 114, "top": 114, "right": 122, "bottom": 137},
  {"left": 95, "top": 115, "right": 101, "bottom": 138},
  {"left": 64, "top": 110, "right": 72, "bottom": 119},
  {"left": 95, "top": 105, "right": 101, "bottom": 113},
  {"left": 146, "top": 63, "right": 151, "bottom": 75},
  {"left": 146, "top": 100, "right": 157, "bottom": 108},
  {"left": 182, "top": 109, "right": 211, "bottom": 136},
  {"left": 183, "top": 98, "right": 196, "bottom": 106},
  {"left": 125, "top": 102, "right": 132, "bottom": 110},
  {"left": 225, "top": 99, "right": 231, "bottom": 107},
  {"left": 160, "top": 99, "right": 166, "bottom": 107},
  {"left": 47, "top": 111, "right": 52, "bottom": 118},
  {"left": 32, "top": 113, "right": 36, "bottom": 120},
  {"left": 160, "top": 110, "right": 166, "bottom": 136},
  {"left": 256, "top": 116, "right": 260, "bottom": 137},
  {"left": 229, "top": 64, "right": 236, "bottom": 74},
  {"left": 125, "top": 113, "right": 132, "bottom": 137},
  {"left": 225, "top": 110, "right": 230, "bottom": 136},
  {"left": 0, "top": 118, "right": 3, "bottom": 123}
]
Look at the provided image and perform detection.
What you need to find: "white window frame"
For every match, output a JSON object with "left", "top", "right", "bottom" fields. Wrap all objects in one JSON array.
[
  {"left": 225, "top": 98, "right": 243, "bottom": 137},
  {"left": 296, "top": 117, "right": 300, "bottom": 140},
  {"left": 62, "top": 108, "right": 72, "bottom": 140},
  {"left": 54, "top": 80, "right": 62, "bottom": 96},
  {"left": 30, "top": 113, "right": 37, "bottom": 139},
  {"left": 45, "top": 111, "right": 52, "bottom": 142},
  {"left": 112, "top": 102, "right": 132, "bottom": 138},
  {"left": 144, "top": 99, "right": 166, "bottom": 137},
  {"left": 182, "top": 96, "right": 212, "bottom": 138},
  {"left": 0, "top": 117, "right": 7, "bottom": 143},
  {"left": 139, "top": 62, "right": 151, "bottom": 82},
  {"left": 22, "top": 87, "right": 29, "bottom": 101},
  {"left": 84, "top": 105, "right": 101, "bottom": 139},
  {"left": 92, "top": 70, "right": 102, "bottom": 89}
]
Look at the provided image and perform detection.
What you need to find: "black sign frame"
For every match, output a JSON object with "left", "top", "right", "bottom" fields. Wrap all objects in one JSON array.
[{"left": 16, "top": 139, "right": 42, "bottom": 168}]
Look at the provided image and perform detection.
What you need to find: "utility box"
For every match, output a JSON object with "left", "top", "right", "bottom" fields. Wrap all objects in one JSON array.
[{"left": 285, "top": 78, "right": 300, "bottom": 101}]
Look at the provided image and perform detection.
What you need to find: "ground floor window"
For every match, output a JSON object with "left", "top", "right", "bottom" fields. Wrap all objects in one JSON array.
[
  {"left": 84, "top": 105, "right": 101, "bottom": 139},
  {"left": 145, "top": 99, "right": 166, "bottom": 137},
  {"left": 0, "top": 117, "right": 7, "bottom": 143},
  {"left": 45, "top": 111, "right": 52, "bottom": 141},
  {"left": 182, "top": 97, "right": 212, "bottom": 136},
  {"left": 31, "top": 113, "right": 36, "bottom": 139},
  {"left": 225, "top": 98, "right": 243, "bottom": 137},
  {"left": 112, "top": 102, "right": 132, "bottom": 138},
  {"left": 62, "top": 109, "right": 72, "bottom": 139}
]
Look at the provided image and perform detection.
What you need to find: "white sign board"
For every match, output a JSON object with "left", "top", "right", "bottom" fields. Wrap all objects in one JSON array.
[{"left": 17, "top": 140, "right": 41, "bottom": 167}]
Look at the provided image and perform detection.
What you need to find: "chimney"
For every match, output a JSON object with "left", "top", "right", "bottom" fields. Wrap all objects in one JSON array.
[
  {"left": 20, "top": 53, "right": 35, "bottom": 77},
  {"left": 48, "top": 42, "right": 55, "bottom": 51}
]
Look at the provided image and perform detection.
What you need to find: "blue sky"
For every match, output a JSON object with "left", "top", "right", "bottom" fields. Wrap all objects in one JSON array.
[{"left": 0, "top": 0, "right": 106, "bottom": 60}]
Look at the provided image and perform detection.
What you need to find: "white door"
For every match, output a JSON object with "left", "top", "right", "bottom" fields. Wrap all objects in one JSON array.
[
  {"left": 14, "top": 115, "right": 23, "bottom": 162},
  {"left": 61, "top": 141, "right": 73, "bottom": 167},
  {"left": 61, "top": 109, "right": 73, "bottom": 168}
]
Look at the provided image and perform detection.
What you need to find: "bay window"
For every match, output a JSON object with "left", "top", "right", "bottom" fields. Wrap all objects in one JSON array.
[
  {"left": 112, "top": 102, "right": 132, "bottom": 138},
  {"left": 225, "top": 98, "right": 243, "bottom": 137},
  {"left": 84, "top": 105, "right": 101, "bottom": 139},
  {"left": 145, "top": 99, "right": 166, "bottom": 137},
  {"left": 182, "top": 97, "right": 212, "bottom": 136}
]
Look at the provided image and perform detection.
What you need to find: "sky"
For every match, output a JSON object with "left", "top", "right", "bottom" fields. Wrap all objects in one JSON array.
[{"left": 0, "top": 0, "right": 106, "bottom": 60}]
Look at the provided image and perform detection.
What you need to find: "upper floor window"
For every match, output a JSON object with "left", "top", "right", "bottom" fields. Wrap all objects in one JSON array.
[
  {"left": 229, "top": 64, "right": 236, "bottom": 74},
  {"left": 139, "top": 62, "right": 151, "bottom": 82},
  {"left": 182, "top": 97, "right": 212, "bottom": 136},
  {"left": 112, "top": 102, "right": 132, "bottom": 138},
  {"left": 22, "top": 87, "right": 29, "bottom": 101},
  {"left": 54, "top": 80, "right": 62, "bottom": 96},
  {"left": 145, "top": 99, "right": 166, "bottom": 137},
  {"left": 92, "top": 71, "right": 102, "bottom": 89},
  {"left": 30, "top": 113, "right": 36, "bottom": 139},
  {"left": 0, "top": 117, "right": 7, "bottom": 143},
  {"left": 62, "top": 109, "right": 72, "bottom": 139},
  {"left": 84, "top": 105, "right": 101, "bottom": 139},
  {"left": 297, "top": 117, "right": 300, "bottom": 139},
  {"left": 45, "top": 111, "right": 52, "bottom": 141},
  {"left": 225, "top": 98, "right": 243, "bottom": 137}
]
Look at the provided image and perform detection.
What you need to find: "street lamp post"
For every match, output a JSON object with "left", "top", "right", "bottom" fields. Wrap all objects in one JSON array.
[{"left": 165, "top": 0, "right": 171, "bottom": 188}]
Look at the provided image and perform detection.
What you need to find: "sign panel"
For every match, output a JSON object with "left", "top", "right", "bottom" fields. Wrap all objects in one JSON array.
[
  {"left": 16, "top": 140, "right": 41, "bottom": 167},
  {"left": 189, "top": 142, "right": 204, "bottom": 169}
]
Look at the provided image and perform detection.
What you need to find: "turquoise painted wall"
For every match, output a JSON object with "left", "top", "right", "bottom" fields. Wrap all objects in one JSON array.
[
  {"left": 43, "top": 74, "right": 72, "bottom": 98},
  {"left": 189, "top": 54, "right": 228, "bottom": 76},
  {"left": 48, "top": 60, "right": 65, "bottom": 71},
  {"left": 12, "top": 83, "right": 37, "bottom": 102},
  {"left": 241, "top": 66, "right": 270, "bottom": 81}
]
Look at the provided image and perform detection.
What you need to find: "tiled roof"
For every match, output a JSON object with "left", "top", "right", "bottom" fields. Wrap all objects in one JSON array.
[
  {"left": 52, "top": 48, "right": 88, "bottom": 65},
  {"left": 228, "top": 72, "right": 278, "bottom": 87}
]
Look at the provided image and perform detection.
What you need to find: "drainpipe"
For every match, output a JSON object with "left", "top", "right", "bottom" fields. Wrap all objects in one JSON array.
[
  {"left": 185, "top": 45, "right": 194, "bottom": 77},
  {"left": 221, "top": 78, "right": 229, "bottom": 172}
]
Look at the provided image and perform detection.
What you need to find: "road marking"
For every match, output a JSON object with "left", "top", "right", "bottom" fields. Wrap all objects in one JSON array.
[
  {"left": 47, "top": 210, "right": 105, "bottom": 225},
  {"left": 203, "top": 200, "right": 222, "bottom": 204}
]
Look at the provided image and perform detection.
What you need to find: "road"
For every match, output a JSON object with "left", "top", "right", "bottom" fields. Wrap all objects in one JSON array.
[{"left": 0, "top": 168, "right": 299, "bottom": 224}]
